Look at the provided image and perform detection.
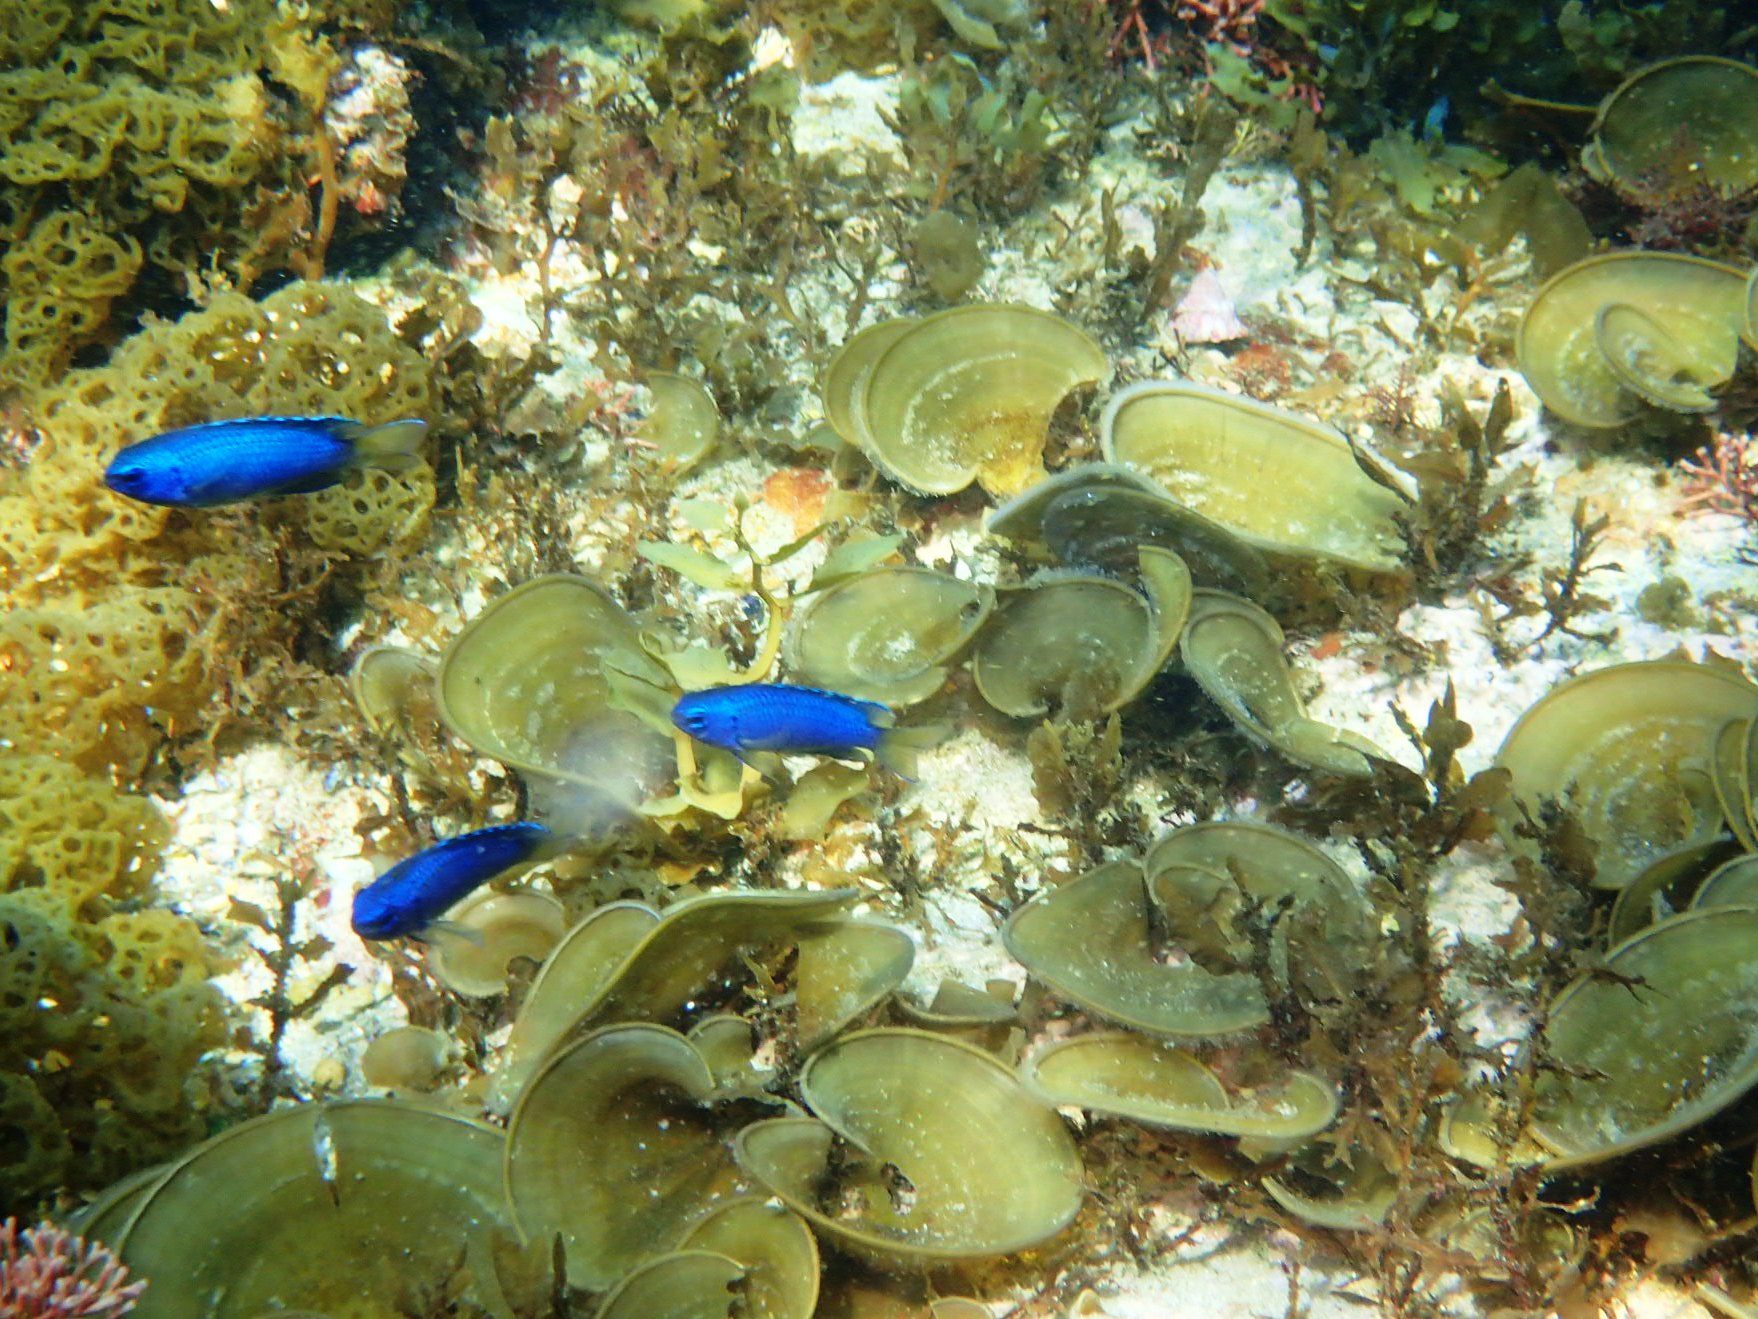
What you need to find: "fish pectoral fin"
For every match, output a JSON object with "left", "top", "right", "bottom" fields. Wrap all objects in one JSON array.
[
  {"left": 732, "top": 749, "right": 784, "bottom": 783},
  {"left": 267, "top": 471, "right": 345, "bottom": 497},
  {"left": 344, "top": 418, "right": 430, "bottom": 472}
]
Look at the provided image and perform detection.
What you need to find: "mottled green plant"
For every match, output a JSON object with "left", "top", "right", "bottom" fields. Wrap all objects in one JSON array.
[
  {"left": 884, "top": 57, "right": 1058, "bottom": 216},
  {"left": 1257, "top": 0, "right": 1753, "bottom": 142}
]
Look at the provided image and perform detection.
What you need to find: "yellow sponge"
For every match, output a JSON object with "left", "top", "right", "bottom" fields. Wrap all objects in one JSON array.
[{"left": 0, "top": 757, "right": 223, "bottom": 1204}]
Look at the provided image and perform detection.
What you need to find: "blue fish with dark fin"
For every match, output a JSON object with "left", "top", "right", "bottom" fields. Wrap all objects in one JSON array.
[
  {"left": 351, "top": 822, "right": 554, "bottom": 941},
  {"left": 103, "top": 415, "right": 427, "bottom": 508},
  {"left": 671, "top": 682, "right": 942, "bottom": 777}
]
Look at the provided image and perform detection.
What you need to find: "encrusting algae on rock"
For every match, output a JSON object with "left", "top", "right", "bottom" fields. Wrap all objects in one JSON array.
[{"left": 3, "top": 2, "right": 1758, "bottom": 1317}]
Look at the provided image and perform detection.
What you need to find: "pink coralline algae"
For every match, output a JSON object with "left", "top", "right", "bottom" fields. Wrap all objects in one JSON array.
[
  {"left": 1171, "top": 267, "right": 1248, "bottom": 344},
  {"left": 326, "top": 45, "right": 417, "bottom": 220},
  {"left": 0, "top": 1219, "right": 145, "bottom": 1319},
  {"left": 1678, "top": 430, "right": 1758, "bottom": 523}
]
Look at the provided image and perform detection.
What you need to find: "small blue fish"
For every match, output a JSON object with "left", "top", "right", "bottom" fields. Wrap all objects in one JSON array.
[
  {"left": 1421, "top": 94, "right": 1450, "bottom": 142},
  {"left": 103, "top": 415, "right": 427, "bottom": 508},
  {"left": 672, "top": 682, "right": 938, "bottom": 776},
  {"left": 351, "top": 822, "right": 553, "bottom": 941}
]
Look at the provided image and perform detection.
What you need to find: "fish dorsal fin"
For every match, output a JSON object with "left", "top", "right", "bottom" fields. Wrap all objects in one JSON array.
[
  {"left": 765, "top": 681, "right": 895, "bottom": 727},
  {"left": 158, "top": 415, "right": 357, "bottom": 446},
  {"left": 341, "top": 418, "right": 429, "bottom": 471}
]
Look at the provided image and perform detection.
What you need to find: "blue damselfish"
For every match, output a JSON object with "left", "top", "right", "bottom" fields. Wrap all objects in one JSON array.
[
  {"left": 103, "top": 415, "right": 427, "bottom": 507},
  {"left": 351, "top": 822, "right": 553, "bottom": 941},
  {"left": 672, "top": 682, "right": 937, "bottom": 775}
]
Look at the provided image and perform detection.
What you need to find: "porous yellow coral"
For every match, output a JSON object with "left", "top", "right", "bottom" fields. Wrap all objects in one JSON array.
[
  {"left": 0, "top": 589, "right": 216, "bottom": 778},
  {"left": 0, "top": 281, "right": 437, "bottom": 775},
  {"left": 1, "top": 211, "right": 143, "bottom": 388},
  {"left": 0, "top": 755, "right": 223, "bottom": 1207},
  {"left": 0, "top": 0, "right": 388, "bottom": 393}
]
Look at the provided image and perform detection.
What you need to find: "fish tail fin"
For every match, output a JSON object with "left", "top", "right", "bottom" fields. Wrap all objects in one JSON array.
[
  {"left": 874, "top": 722, "right": 949, "bottom": 781},
  {"left": 344, "top": 418, "right": 429, "bottom": 472},
  {"left": 861, "top": 701, "right": 897, "bottom": 730},
  {"left": 526, "top": 822, "right": 570, "bottom": 862}
]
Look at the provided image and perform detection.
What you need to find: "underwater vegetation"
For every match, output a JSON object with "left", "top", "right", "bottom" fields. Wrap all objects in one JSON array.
[
  {"left": 3, "top": 0, "right": 1758, "bottom": 1315},
  {"left": 1105, "top": 0, "right": 1758, "bottom": 143}
]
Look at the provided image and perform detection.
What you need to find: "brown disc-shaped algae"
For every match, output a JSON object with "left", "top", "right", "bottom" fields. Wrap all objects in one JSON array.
[
  {"left": 350, "top": 644, "right": 438, "bottom": 738},
  {"left": 1494, "top": 660, "right": 1758, "bottom": 890},
  {"left": 641, "top": 371, "right": 721, "bottom": 473},
  {"left": 1582, "top": 57, "right": 1758, "bottom": 202},
  {"left": 1144, "top": 820, "right": 1373, "bottom": 994},
  {"left": 1604, "top": 839, "right": 1738, "bottom": 945},
  {"left": 1530, "top": 907, "right": 1758, "bottom": 1169},
  {"left": 505, "top": 1024, "right": 740, "bottom": 1290},
  {"left": 1436, "top": 1091, "right": 1554, "bottom": 1170},
  {"left": 795, "top": 918, "right": 917, "bottom": 1051},
  {"left": 67, "top": 1161, "right": 174, "bottom": 1246},
  {"left": 595, "top": 1250, "right": 746, "bottom": 1319},
  {"left": 736, "top": 1028, "right": 1083, "bottom": 1260},
  {"left": 491, "top": 889, "right": 856, "bottom": 1112},
  {"left": 1745, "top": 716, "right": 1758, "bottom": 843},
  {"left": 677, "top": 1198, "right": 821, "bottom": 1319},
  {"left": 855, "top": 303, "right": 1108, "bottom": 497},
  {"left": 897, "top": 979, "right": 1018, "bottom": 1028},
  {"left": 576, "top": 887, "right": 860, "bottom": 1031},
  {"left": 1177, "top": 591, "right": 1381, "bottom": 777},
  {"left": 1262, "top": 1139, "right": 1399, "bottom": 1231},
  {"left": 1691, "top": 853, "right": 1758, "bottom": 911},
  {"left": 786, "top": 568, "right": 993, "bottom": 706},
  {"left": 427, "top": 888, "right": 566, "bottom": 997},
  {"left": 1144, "top": 821, "right": 1351, "bottom": 894},
  {"left": 987, "top": 463, "right": 1272, "bottom": 597},
  {"left": 1735, "top": 714, "right": 1757, "bottom": 847},
  {"left": 1516, "top": 252, "right": 1748, "bottom": 428},
  {"left": 1423, "top": 1203, "right": 1583, "bottom": 1285},
  {"left": 1100, "top": 381, "right": 1406, "bottom": 574},
  {"left": 1002, "top": 860, "right": 1269, "bottom": 1037},
  {"left": 1594, "top": 301, "right": 1739, "bottom": 414},
  {"left": 350, "top": 644, "right": 450, "bottom": 777},
  {"left": 1021, "top": 1033, "right": 1338, "bottom": 1141},
  {"left": 780, "top": 761, "right": 871, "bottom": 839},
  {"left": 117, "top": 1102, "right": 511, "bottom": 1318},
  {"left": 822, "top": 317, "right": 914, "bottom": 450},
  {"left": 490, "top": 900, "right": 661, "bottom": 1111},
  {"left": 360, "top": 1025, "right": 450, "bottom": 1091},
  {"left": 1709, "top": 716, "right": 1757, "bottom": 853},
  {"left": 895, "top": 980, "right": 1020, "bottom": 1053},
  {"left": 1745, "top": 266, "right": 1758, "bottom": 351},
  {"left": 687, "top": 1015, "right": 774, "bottom": 1097},
  {"left": 437, "top": 574, "right": 676, "bottom": 798},
  {"left": 972, "top": 548, "right": 1190, "bottom": 720},
  {"left": 974, "top": 575, "right": 1149, "bottom": 719},
  {"left": 813, "top": 1283, "right": 933, "bottom": 1318}
]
